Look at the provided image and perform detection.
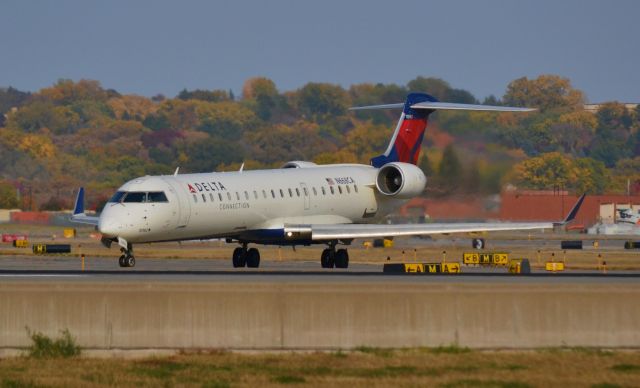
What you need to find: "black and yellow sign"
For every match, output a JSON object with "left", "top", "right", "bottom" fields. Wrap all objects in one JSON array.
[
  {"left": 32, "top": 244, "right": 71, "bottom": 254},
  {"left": 463, "top": 252, "right": 509, "bottom": 266},
  {"left": 383, "top": 262, "right": 461, "bottom": 274}
]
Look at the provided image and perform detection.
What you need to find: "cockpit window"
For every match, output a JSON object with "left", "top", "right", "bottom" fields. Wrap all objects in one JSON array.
[
  {"left": 111, "top": 191, "right": 169, "bottom": 203},
  {"left": 122, "top": 192, "right": 147, "bottom": 203},
  {"left": 108, "top": 191, "right": 126, "bottom": 203},
  {"left": 147, "top": 192, "right": 168, "bottom": 202}
]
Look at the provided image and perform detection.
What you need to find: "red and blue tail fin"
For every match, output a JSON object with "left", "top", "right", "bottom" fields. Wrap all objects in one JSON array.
[
  {"left": 350, "top": 92, "right": 535, "bottom": 168},
  {"left": 369, "top": 93, "right": 436, "bottom": 168}
]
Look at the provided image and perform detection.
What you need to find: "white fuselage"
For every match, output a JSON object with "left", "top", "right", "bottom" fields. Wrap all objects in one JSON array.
[{"left": 98, "top": 164, "right": 406, "bottom": 244}]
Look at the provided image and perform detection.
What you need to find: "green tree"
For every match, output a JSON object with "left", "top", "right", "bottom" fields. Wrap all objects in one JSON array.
[
  {"left": 418, "top": 153, "right": 434, "bottom": 177},
  {"left": 183, "top": 137, "right": 244, "bottom": 172},
  {"left": 436, "top": 144, "right": 462, "bottom": 194},
  {"left": 503, "top": 75, "right": 584, "bottom": 112},
  {"left": 294, "top": 83, "right": 349, "bottom": 122},
  {"left": 242, "top": 77, "right": 283, "bottom": 120},
  {"left": 512, "top": 152, "right": 573, "bottom": 189},
  {"left": 196, "top": 101, "right": 258, "bottom": 140},
  {"left": 0, "top": 181, "right": 19, "bottom": 208},
  {"left": 177, "top": 88, "right": 231, "bottom": 103}
]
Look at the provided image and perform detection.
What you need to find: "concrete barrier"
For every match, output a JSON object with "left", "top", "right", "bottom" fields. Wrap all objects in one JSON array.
[{"left": 0, "top": 281, "right": 639, "bottom": 349}]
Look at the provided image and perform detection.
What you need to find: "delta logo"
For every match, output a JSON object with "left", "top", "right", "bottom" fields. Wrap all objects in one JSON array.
[{"left": 187, "top": 181, "right": 227, "bottom": 193}]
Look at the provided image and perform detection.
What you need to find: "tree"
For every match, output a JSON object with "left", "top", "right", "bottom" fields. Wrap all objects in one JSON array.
[
  {"left": 503, "top": 75, "right": 584, "bottom": 112},
  {"left": 572, "top": 157, "right": 609, "bottom": 194},
  {"left": 177, "top": 89, "right": 231, "bottom": 103},
  {"left": 418, "top": 153, "right": 434, "bottom": 177},
  {"left": 242, "top": 77, "right": 282, "bottom": 120},
  {"left": 294, "top": 83, "right": 349, "bottom": 122},
  {"left": 39, "top": 79, "right": 110, "bottom": 105},
  {"left": 183, "top": 136, "right": 244, "bottom": 172},
  {"left": 407, "top": 77, "right": 476, "bottom": 103},
  {"left": 512, "top": 152, "right": 573, "bottom": 189},
  {"left": 436, "top": 144, "right": 463, "bottom": 194},
  {"left": 196, "top": 101, "right": 258, "bottom": 140},
  {"left": 0, "top": 181, "right": 19, "bottom": 209}
]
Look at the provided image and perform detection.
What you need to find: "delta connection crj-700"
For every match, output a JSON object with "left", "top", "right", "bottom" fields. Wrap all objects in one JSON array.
[{"left": 71, "top": 93, "right": 584, "bottom": 269}]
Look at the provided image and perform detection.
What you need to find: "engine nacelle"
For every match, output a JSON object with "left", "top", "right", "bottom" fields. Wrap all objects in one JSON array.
[{"left": 375, "top": 162, "right": 426, "bottom": 199}]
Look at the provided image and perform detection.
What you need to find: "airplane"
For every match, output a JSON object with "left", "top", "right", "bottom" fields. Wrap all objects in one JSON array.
[
  {"left": 617, "top": 208, "right": 640, "bottom": 226},
  {"left": 71, "top": 92, "right": 584, "bottom": 268}
]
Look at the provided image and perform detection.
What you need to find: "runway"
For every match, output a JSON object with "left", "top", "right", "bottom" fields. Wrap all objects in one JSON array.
[{"left": 0, "top": 255, "right": 639, "bottom": 284}]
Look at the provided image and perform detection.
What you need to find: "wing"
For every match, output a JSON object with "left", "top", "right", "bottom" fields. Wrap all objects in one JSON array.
[
  {"left": 285, "top": 222, "right": 553, "bottom": 241},
  {"left": 284, "top": 194, "right": 585, "bottom": 241}
]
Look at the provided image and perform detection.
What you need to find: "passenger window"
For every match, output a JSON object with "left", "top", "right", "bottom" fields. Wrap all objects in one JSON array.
[
  {"left": 354, "top": 185, "right": 358, "bottom": 193},
  {"left": 346, "top": 185, "right": 351, "bottom": 194},
  {"left": 312, "top": 187, "right": 317, "bottom": 196},
  {"left": 262, "top": 190, "right": 267, "bottom": 199},
  {"left": 218, "top": 193, "right": 223, "bottom": 201},
  {"left": 271, "top": 189, "right": 276, "bottom": 198},
  {"left": 338, "top": 186, "right": 343, "bottom": 194},
  {"left": 235, "top": 192, "right": 240, "bottom": 201},
  {"left": 296, "top": 188, "right": 300, "bottom": 197},
  {"left": 244, "top": 191, "right": 249, "bottom": 200},
  {"left": 279, "top": 189, "right": 284, "bottom": 198},
  {"left": 321, "top": 187, "right": 326, "bottom": 195},
  {"left": 303, "top": 187, "right": 308, "bottom": 196},
  {"left": 202, "top": 194, "right": 207, "bottom": 202},
  {"left": 209, "top": 193, "right": 214, "bottom": 202},
  {"left": 147, "top": 192, "right": 168, "bottom": 202},
  {"left": 192, "top": 194, "right": 198, "bottom": 203},
  {"left": 288, "top": 188, "right": 293, "bottom": 197},
  {"left": 330, "top": 186, "right": 335, "bottom": 195},
  {"left": 123, "top": 192, "right": 146, "bottom": 203},
  {"left": 109, "top": 191, "right": 126, "bottom": 203},
  {"left": 253, "top": 191, "right": 258, "bottom": 199},
  {"left": 227, "top": 192, "right": 232, "bottom": 201}
]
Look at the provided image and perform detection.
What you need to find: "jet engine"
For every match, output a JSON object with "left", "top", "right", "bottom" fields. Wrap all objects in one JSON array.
[{"left": 375, "top": 162, "right": 426, "bottom": 199}]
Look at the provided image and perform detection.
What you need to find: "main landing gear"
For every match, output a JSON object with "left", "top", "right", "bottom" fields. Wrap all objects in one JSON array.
[
  {"left": 232, "top": 244, "right": 261, "bottom": 268},
  {"left": 321, "top": 243, "right": 349, "bottom": 269}
]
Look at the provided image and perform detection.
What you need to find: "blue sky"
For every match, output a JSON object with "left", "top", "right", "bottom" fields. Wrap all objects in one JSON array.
[{"left": 1, "top": 0, "right": 638, "bottom": 102}]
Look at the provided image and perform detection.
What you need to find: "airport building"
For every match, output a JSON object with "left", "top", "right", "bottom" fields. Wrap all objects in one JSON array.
[{"left": 400, "top": 190, "right": 640, "bottom": 228}]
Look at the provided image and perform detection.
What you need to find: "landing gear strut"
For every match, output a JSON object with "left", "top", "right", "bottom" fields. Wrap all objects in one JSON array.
[
  {"left": 118, "top": 246, "right": 135, "bottom": 268},
  {"left": 321, "top": 242, "right": 349, "bottom": 269},
  {"left": 232, "top": 243, "right": 260, "bottom": 268}
]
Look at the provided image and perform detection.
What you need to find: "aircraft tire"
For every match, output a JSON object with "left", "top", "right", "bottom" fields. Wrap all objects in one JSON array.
[
  {"left": 246, "top": 248, "right": 260, "bottom": 268},
  {"left": 321, "top": 249, "right": 334, "bottom": 268},
  {"left": 472, "top": 238, "right": 485, "bottom": 250},
  {"left": 118, "top": 255, "right": 126, "bottom": 267},
  {"left": 126, "top": 255, "right": 135, "bottom": 267},
  {"left": 232, "top": 247, "right": 244, "bottom": 268},
  {"left": 335, "top": 249, "right": 349, "bottom": 268}
]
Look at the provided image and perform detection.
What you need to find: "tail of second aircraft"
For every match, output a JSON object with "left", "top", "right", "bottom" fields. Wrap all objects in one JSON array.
[{"left": 350, "top": 93, "right": 535, "bottom": 168}]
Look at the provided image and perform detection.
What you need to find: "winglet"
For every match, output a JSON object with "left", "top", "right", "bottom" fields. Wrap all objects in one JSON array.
[
  {"left": 73, "top": 187, "right": 85, "bottom": 216},
  {"left": 554, "top": 194, "right": 586, "bottom": 226}
]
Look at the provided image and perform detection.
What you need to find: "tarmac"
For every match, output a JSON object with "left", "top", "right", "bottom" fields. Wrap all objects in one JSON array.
[
  {"left": 0, "top": 255, "right": 639, "bottom": 284},
  {"left": 1, "top": 241, "right": 639, "bottom": 350}
]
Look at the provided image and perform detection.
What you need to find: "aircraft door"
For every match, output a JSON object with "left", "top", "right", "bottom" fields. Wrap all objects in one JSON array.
[
  {"left": 300, "top": 183, "right": 310, "bottom": 211},
  {"left": 162, "top": 177, "right": 191, "bottom": 228}
]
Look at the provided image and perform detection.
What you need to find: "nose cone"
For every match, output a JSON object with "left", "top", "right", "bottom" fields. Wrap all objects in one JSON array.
[{"left": 98, "top": 207, "right": 121, "bottom": 238}]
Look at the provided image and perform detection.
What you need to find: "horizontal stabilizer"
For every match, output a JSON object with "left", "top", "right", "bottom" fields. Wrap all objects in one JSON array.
[{"left": 350, "top": 102, "right": 535, "bottom": 112}]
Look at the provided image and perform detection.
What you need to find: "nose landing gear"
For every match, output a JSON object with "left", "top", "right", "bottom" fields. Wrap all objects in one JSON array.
[
  {"left": 118, "top": 247, "right": 135, "bottom": 267},
  {"left": 117, "top": 238, "right": 135, "bottom": 268}
]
